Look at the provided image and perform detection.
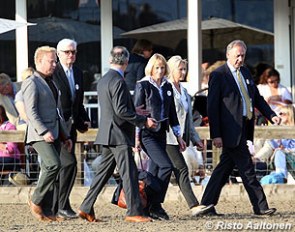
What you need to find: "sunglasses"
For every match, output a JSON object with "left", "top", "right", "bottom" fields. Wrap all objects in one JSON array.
[{"left": 61, "top": 50, "right": 77, "bottom": 55}]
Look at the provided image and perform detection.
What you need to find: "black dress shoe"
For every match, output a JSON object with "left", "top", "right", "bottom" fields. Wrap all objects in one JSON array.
[
  {"left": 255, "top": 208, "right": 276, "bottom": 216},
  {"left": 149, "top": 204, "right": 169, "bottom": 220},
  {"left": 196, "top": 207, "right": 224, "bottom": 217},
  {"left": 57, "top": 209, "right": 78, "bottom": 219}
]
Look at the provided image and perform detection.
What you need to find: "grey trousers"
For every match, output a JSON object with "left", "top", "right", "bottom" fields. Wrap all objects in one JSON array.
[
  {"left": 166, "top": 144, "right": 199, "bottom": 208},
  {"left": 80, "top": 145, "right": 143, "bottom": 216},
  {"left": 31, "top": 140, "right": 61, "bottom": 206}
]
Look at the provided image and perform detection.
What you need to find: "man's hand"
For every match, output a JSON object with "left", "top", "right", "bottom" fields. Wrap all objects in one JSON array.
[
  {"left": 136, "top": 104, "right": 150, "bottom": 116},
  {"left": 145, "top": 117, "right": 157, "bottom": 129},
  {"left": 85, "top": 121, "right": 91, "bottom": 128},
  {"left": 43, "top": 131, "right": 55, "bottom": 143},
  {"left": 64, "top": 139, "right": 73, "bottom": 152},
  {"left": 213, "top": 137, "right": 223, "bottom": 148},
  {"left": 271, "top": 116, "right": 281, "bottom": 125}
]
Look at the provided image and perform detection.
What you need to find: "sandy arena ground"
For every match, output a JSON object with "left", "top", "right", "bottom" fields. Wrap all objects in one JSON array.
[{"left": 0, "top": 197, "right": 294, "bottom": 232}]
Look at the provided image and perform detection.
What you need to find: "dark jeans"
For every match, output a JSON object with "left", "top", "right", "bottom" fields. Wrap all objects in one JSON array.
[{"left": 166, "top": 145, "right": 199, "bottom": 208}]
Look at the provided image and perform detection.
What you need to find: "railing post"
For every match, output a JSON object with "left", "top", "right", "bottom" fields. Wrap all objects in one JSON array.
[{"left": 75, "top": 142, "right": 84, "bottom": 185}]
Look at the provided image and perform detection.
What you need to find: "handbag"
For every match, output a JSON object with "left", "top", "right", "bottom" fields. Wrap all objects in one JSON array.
[
  {"left": 112, "top": 151, "right": 150, "bottom": 209},
  {"left": 117, "top": 180, "right": 147, "bottom": 209}
]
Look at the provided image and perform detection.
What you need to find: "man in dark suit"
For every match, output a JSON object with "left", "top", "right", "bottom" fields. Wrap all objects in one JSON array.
[
  {"left": 78, "top": 46, "right": 157, "bottom": 223},
  {"left": 124, "top": 39, "right": 153, "bottom": 91},
  {"left": 52, "top": 39, "right": 90, "bottom": 219},
  {"left": 23, "top": 46, "right": 72, "bottom": 221},
  {"left": 195, "top": 40, "right": 281, "bottom": 216}
]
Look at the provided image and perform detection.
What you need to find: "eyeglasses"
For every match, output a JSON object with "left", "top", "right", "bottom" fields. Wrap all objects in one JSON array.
[
  {"left": 61, "top": 50, "right": 77, "bottom": 55},
  {"left": 267, "top": 80, "right": 279, "bottom": 84},
  {"left": 279, "top": 112, "right": 287, "bottom": 116}
]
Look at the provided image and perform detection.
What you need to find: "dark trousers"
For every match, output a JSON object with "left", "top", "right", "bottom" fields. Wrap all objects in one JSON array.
[
  {"left": 141, "top": 129, "right": 173, "bottom": 204},
  {"left": 52, "top": 145, "right": 77, "bottom": 213},
  {"left": 201, "top": 120, "right": 269, "bottom": 213},
  {"left": 166, "top": 145, "right": 199, "bottom": 208},
  {"left": 80, "top": 145, "right": 143, "bottom": 216},
  {"left": 31, "top": 140, "right": 61, "bottom": 206}
]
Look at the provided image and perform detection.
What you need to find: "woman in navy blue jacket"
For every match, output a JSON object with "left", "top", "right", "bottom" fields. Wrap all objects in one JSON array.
[{"left": 134, "top": 53, "right": 186, "bottom": 220}]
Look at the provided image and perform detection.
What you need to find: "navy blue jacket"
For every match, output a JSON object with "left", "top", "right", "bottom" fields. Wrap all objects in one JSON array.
[
  {"left": 207, "top": 64, "right": 276, "bottom": 147},
  {"left": 134, "top": 77, "right": 179, "bottom": 132}
]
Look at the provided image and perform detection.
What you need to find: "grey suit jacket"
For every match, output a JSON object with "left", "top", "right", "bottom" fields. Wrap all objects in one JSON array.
[
  {"left": 167, "top": 83, "right": 200, "bottom": 145},
  {"left": 21, "top": 71, "right": 69, "bottom": 143},
  {"left": 95, "top": 69, "right": 146, "bottom": 147}
]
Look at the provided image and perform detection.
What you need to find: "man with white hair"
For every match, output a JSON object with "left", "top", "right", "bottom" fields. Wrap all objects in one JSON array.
[{"left": 52, "top": 38, "right": 90, "bottom": 219}]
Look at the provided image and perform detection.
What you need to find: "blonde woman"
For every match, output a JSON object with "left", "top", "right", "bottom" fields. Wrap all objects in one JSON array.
[
  {"left": 166, "top": 55, "right": 213, "bottom": 216},
  {"left": 134, "top": 53, "right": 186, "bottom": 220}
]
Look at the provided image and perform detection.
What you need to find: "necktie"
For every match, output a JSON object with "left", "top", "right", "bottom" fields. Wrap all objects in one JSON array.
[
  {"left": 237, "top": 69, "right": 252, "bottom": 120},
  {"left": 66, "top": 69, "right": 75, "bottom": 100}
]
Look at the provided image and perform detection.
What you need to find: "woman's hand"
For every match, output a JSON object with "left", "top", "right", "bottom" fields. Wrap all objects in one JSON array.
[
  {"left": 195, "top": 140, "right": 204, "bottom": 151},
  {"left": 134, "top": 137, "right": 141, "bottom": 152},
  {"left": 177, "top": 136, "right": 186, "bottom": 152}
]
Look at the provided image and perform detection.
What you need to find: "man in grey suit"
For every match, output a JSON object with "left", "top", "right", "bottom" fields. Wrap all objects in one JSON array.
[
  {"left": 79, "top": 46, "right": 157, "bottom": 223},
  {"left": 22, "top": 46, "right": 72, "bottom": 222}
]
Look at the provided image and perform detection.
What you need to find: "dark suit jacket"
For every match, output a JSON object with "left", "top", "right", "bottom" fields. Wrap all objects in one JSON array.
[
  {"left": 124, "top": 53, "right": 147, "bottom": 91},
  {"left": 207, "top": 64, "right": 276, "bottom": 148},
  {"left": 134, "top": 77, "right": 179, "bottom": 132},
  {"left": 95, "top": 69, "right": 146, "bottom": 147},
  {"left": 53, "top": 63, "right": 90, "bottom": 134}
]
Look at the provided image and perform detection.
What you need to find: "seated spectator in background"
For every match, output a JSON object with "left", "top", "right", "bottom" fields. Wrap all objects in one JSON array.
[
  {"left": 253, "top": 104, "right": 295, "bottom": 182},
  {"left": 0, "top": 105, "right": 20, "bottom": 172},
  {"left": 200, "top": 60, "right": 226, "bottom": 96},
  {"left": 257, "top": 68, "right": 292, "bottom": 114},
  {"left": 254, "top": 63, "right": 272, "bottom": 86},
  {"left": 14, "top": 67, "right": 35, "bottom": 127},
  {"left": 0, "top": 73, "right": 21, "bottom": 126},
  {"left": 124, "top": 39, "right": 153, "bottom": 91}
]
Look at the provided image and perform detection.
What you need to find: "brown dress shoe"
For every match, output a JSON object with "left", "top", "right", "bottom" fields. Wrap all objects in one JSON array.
[
  {"left": 28, "top": 200, "right": 53, "bottom": 222},
  {"left": 78, "top": 210, "right": 101, "bottom": 222},
  {"left": 125, "top": 216, "right": 152, "bottom": 222}
]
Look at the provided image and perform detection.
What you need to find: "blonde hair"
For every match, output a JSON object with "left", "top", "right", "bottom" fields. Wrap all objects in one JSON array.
[
  {"left": 21, "top": 67, "right": 34, "bottom": 81},
  {"left": 167, "top": 55, "right": 187, "bottom": 80},
  {"left": 34, "top": 46, "right": 56, "bottom": 65},
  {"left": 277, "top": 104, "right": 295, "bottom": 126},
  {"left": 145, "top": 53, "right": 169, "bottom": 77}
]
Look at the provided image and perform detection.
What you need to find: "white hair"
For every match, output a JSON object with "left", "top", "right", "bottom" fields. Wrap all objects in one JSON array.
[{"left": 56, "top": 38, "right": 77, "bottom": 51}]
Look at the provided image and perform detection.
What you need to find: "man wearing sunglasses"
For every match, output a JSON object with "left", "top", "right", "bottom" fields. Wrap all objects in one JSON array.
[{"left": 52, "top": 38, "right": 91, "bottom": 219}]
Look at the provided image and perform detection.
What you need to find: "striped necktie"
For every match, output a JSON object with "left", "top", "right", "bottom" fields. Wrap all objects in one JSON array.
[{"left": 237, "top": 69, "right": 252, "bottom": 120}]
